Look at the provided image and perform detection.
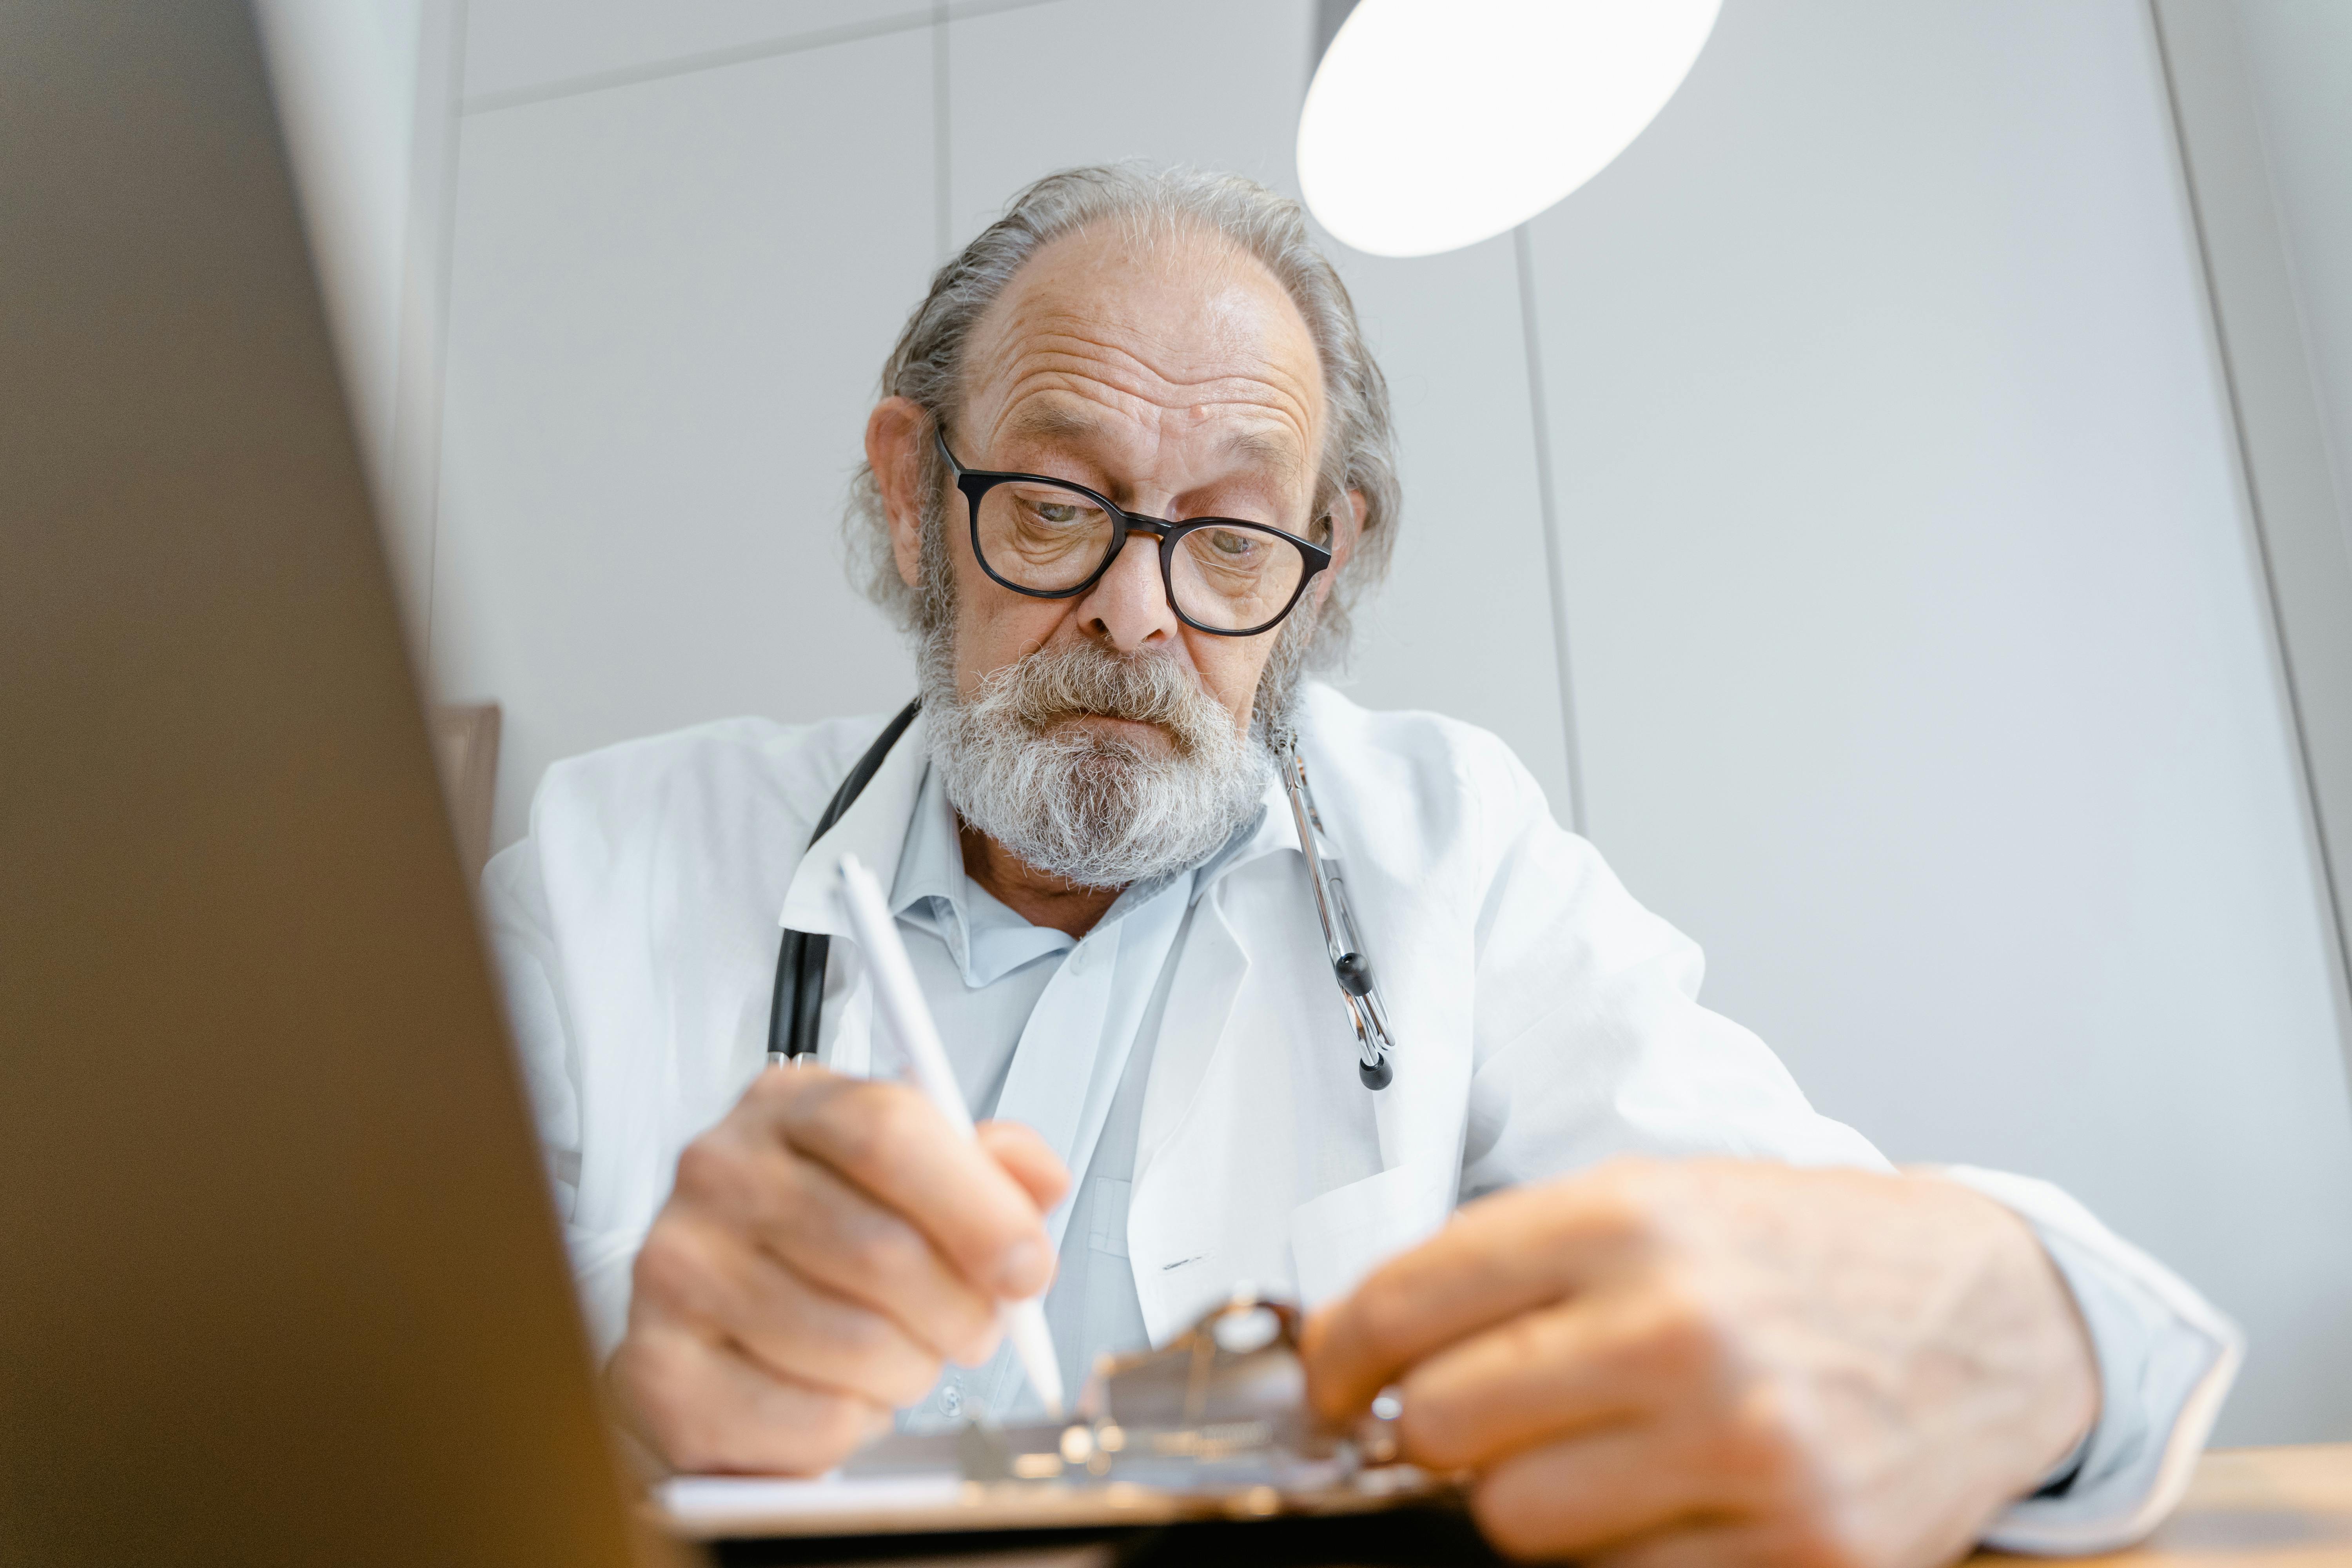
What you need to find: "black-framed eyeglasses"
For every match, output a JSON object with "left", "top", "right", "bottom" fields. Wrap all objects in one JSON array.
[{"left": 935, "top": 429, "right": 1332, "bottom": 638}]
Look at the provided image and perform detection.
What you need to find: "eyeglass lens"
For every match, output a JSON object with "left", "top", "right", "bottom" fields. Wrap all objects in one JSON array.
[{"left": 974, "top": 479, "right": 1306, "bottom": 632}]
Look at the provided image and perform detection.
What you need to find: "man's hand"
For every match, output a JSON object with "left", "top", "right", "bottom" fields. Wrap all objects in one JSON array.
[
  {"left": 1302, "top": 1159, "right": 2097, "bottom": 1568},
  {"left": 612, "top": 1066, "right": 1068, "bottom": 1474}
]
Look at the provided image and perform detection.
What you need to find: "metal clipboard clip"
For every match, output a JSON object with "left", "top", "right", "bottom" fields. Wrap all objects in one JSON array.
[{"left": 844, "top": 1292, "right": 1429, "bottom": 1517}]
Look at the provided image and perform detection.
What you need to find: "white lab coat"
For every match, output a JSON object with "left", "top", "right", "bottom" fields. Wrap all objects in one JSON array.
[{"left": 484, "top": 683, "right": 2238, "bottom": 1552}]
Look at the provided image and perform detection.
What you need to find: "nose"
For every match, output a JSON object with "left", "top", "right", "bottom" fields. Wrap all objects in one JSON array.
[{"left": 1076, "top": 532, "right": 1180, "bottom": 653}]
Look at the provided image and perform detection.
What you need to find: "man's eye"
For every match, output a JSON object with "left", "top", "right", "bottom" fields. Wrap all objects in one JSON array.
[
  {"left": 1207, "top": 528, "right": 1259, "bottom": 558},
  {"left": 1024, "top": 497, "right": 1090, "bottom": 527}
]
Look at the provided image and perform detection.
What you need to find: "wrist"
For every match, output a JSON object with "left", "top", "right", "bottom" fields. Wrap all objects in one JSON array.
[{"left": 1969, "top": 1182, "right": 2102, "bottom": 1498}]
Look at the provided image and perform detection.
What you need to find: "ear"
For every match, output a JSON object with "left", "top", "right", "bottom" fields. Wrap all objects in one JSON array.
[
  {"left": 1309, "top": 488, "right": 1369, "bottom": 609},
  {"left": 865, "top": 396, "right": 931, "bottom": 591}
]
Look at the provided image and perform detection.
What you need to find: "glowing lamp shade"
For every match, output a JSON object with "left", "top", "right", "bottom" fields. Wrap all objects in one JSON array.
[{"left": 1298, "top": 0, "right": 1723, "bottom": 258}]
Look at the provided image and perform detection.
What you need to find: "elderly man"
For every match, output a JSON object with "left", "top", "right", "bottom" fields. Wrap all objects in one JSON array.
[{"left": 487, "top": 166, "right": 2237, "bottom": 1565}]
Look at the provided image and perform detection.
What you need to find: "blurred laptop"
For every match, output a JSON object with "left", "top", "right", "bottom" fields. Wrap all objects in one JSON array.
[{"left": 0, "top": 4, "right": 667, "bottom": 1563}]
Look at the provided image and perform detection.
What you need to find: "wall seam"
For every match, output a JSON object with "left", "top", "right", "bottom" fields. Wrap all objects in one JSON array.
[
  {"left": 932, "top": 0, "right": 951, "bottom": 260},
  {"left": 421, "top": 0, "right": 467, "bottom": 698},
  {"left": 2146, "top": 0, "right": 2352, "bottom": 1053},
  {"left": 1512, "top": 222, "right": 1588, "bottom": 837},
  {"left": 462, "top": 0, "right": 1064, "bottom": 117}
]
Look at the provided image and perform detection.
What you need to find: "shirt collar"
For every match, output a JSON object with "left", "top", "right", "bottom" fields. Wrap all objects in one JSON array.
[{"left": 891, "top": 762, "right": 1072, "bottom": 987}]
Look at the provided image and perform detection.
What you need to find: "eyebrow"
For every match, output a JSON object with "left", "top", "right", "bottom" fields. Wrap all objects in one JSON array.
[
  {"left": 1214, "top": 427, "right": 1308, "bottom": 488},
  {"left": 996, "top": 403, "right": 1108, "bottom": 451}
]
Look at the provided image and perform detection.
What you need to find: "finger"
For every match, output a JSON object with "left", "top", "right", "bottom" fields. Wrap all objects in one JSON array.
[
  {"left": 1303, "top": 1170, "right": 1657, "bottom": 1417},
  {"left": 777, "top": 1075, "right": 1056, "bottom": 1298},
  {"left": 633, "top": 1213, "right": 947, "bottom": 1407},
  {"left": 667, "top": 1118, "right": 1005, "bottom": 1363},
  {"left": 615, "top": 1321, "right": 891, "bottom": 1475},
  {"left": 1468, "top": 1423, "right": 1726, "bottom": 1563},
  {"left": 976, "top": 1120, "right": 1071, "bottom": 1212},
  {"left": 1396, "top": 1285, "right": 1726, "bottom": 1470},
  {"left": 754, "top": 1154, "right": 1005, "bottom": 1364},
  {"left": 1590, "top": 1525, "right": 1782, "bottom": 1568}
]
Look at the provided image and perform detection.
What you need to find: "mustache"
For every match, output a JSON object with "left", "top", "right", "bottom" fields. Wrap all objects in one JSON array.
[{"left": 979, "top": 644, "right": 1230, "bottom": 751}]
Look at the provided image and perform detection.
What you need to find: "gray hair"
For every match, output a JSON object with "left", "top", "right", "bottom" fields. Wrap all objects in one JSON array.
[{"left": 842, "top": 163, "right": 1401, "bottom": 669}]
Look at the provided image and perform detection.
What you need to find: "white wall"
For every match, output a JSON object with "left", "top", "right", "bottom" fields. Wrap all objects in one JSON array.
[
  {"left": 1523, "top": 0, "right": 2352, "bottom": 1442},
  {"left": 2233, "top": 0, "right": 2352, "bottom": 535},
  {"left": 405, "top": 0, "right": 2352, "bottom": 1441},
  {"left": 432, "top": 18, "right": 938, "bottom": 848}
]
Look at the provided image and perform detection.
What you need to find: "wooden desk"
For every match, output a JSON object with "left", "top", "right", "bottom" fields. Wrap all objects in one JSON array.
[
  {"left": 711, "top": 1446, "right": 2352, "bottom": 1567},
  {"left": 1975, "top": 1446, "right": 2352, "bottom": 1567}
]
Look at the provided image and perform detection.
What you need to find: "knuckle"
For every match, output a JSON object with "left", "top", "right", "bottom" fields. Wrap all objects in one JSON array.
[
  {"left": 1467, "top": 1474, "right": 1554, "bottom": 1563},
  {"left": 804, "top": 1392, "right": 883, "bottom": 1461},
  {"left": 831, "top": 1300, "right": 892, "bottom": 1357},
  {"left": 1347, "top": 1280, "right": 1422, "bottom": 1367},
  {"left": 941, "top": 1296, "right": 1002, "bottom": 1364},
  {"left": 1396, "top": 1391, "right": 1472, "bottom": 1469},
  {"left": 1775, "top": 1512, "right": 1871, "bottom": 1568},
  {"left": 1570, "top": 1171, "right": 1660, "bottom": 1250},
  {"left": 671, "top": 1137, "right": 742, "bottom": 1205},
  {"left": 1637, "top": 1273, "right": 1732, "bottom": 1385},
  {"left": 618, "top": 1335, "right": 719, "bottom": 1467},
  {"left": 632, "top": 1224, "right": 711, "bottom": 1314},
  {"left": 875, "top": 1341, "right": 945, "bottom": 1406},
  {"left": 1715, "top": 1380, "right": 1814, "bottom": 1497},
  {"left": 831, "top": 1083, "right": 924, "bottom": 1171},
  {"left": 842, "top": 1208, "right": 929, "bottom": 1285}
]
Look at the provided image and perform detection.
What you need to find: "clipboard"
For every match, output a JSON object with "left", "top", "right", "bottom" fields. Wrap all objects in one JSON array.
[{"left": 650, "top": 1296, "right": 1453, "bottom": 1545}]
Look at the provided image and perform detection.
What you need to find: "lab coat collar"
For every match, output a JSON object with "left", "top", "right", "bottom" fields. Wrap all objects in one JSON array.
[
  {"left": 1187, "top": 763, "right": 1301, "bottom": 903},
  {"left": 776, "top": 709, "right": 933, "bottom": 938}
]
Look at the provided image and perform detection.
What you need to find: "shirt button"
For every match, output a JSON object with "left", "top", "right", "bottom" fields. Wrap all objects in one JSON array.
[{"left": 936, "top": 1379, "right": 962, "bottom": 1418}]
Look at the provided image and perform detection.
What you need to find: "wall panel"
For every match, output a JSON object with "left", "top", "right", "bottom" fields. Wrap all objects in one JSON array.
[
  {"left": 434, "top": 28, "right": 938, "bottom": 848},
  {"left": 1525, "top": 0, "right": 2352, "bottom": 1441}
]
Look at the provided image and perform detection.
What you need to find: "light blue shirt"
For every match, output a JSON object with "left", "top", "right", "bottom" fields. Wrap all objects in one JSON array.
[{"left": 888, "top": 763, "right": 1248, "bottom": 1426}]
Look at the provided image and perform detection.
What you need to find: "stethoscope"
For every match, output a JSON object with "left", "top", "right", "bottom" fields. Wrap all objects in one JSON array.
[{"left": 767, "top": 699, "right": 1398, "bottom": 1089}]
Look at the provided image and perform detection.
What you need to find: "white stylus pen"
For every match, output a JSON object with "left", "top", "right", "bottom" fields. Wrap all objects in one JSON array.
[{"left": 837, "top": 852, "right": 1066, "bottom": 1420}]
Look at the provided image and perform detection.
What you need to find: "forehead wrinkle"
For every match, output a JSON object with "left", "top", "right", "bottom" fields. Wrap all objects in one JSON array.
[
  {"left": 964, "top": 227, "right": 1326, "bottom": 446},
  {"left": 982, "top": 329, "right": 1319, "bottom": 459},
  {"left": 1014, "top": 304, "right": 1320, "bottom": 409}
]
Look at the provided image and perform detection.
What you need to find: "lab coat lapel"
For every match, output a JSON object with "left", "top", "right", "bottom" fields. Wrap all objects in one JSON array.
[
  {"left": 1125, "top": 708, "right": 1473, "bottom": 1341},
  {"left": 1126, "top": 888, "right": 1254, "bottom": 1343},
  {"left": 1132, "top": 889, "right": 1253, "bottom": 1187},
  {"left": 1131, "top": 786, "right": 1291, "bottom": 1185}
]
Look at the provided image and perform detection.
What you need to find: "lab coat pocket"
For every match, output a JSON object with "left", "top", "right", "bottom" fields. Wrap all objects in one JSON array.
[
  {"left": 1288, "top": 1156, "right": 1452, "bottom": 1309},
  {"left": 1087, "top": 1177, "right": 1131, "bottom": 1258}
]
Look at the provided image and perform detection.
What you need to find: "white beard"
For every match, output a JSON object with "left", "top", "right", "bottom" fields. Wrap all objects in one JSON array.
[{"left": 924, "top": 641, "right": 1275, "bottom": 890}]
